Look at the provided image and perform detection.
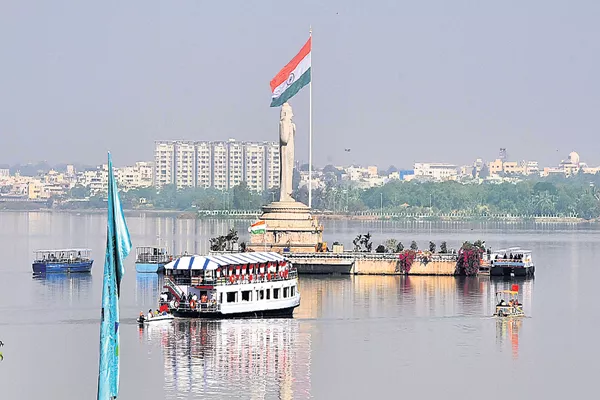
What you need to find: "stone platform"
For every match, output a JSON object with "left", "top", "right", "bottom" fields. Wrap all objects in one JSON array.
[{"left": 247, "top": 201, "right": 324, "bottom": 253}]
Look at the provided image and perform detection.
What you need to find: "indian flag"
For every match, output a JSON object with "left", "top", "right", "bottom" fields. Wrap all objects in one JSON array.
[
  {"left": 248, "top": 220, "right": 267, "bottom": 234},
  {"left": 270, "top": 37, "right": 311, "bottom": 107}
]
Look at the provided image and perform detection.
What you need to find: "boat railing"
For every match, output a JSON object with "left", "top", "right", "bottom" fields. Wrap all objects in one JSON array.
[
  {"left": 136, "top": 254, "right": 171, "bottom": 264},
  {"left": 34, "top": 257, "right": 91, "bottom": 263},
  {"left": 166, "top": 269, "right": 298, "bottom": 287},
  {"left": 163, "top": 277, "right": 185, "bottom": 299},
  {"left": 175, "top": 299, "right": 220, "bottom": 313}
]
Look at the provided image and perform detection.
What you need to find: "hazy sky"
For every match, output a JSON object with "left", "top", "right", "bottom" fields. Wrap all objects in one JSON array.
[{"left": 1, "top": 1, "right": 599, "bottom": 169}]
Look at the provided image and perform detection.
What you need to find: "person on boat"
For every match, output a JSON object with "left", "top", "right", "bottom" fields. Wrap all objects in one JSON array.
[
  {"left": 159, "top": 303, "right": 169, "bottom": 315},
  {"left": 139, "top": 311, "right": 145, "bottom": 323},
  {"left": 497, "top": 299, "right": 506, "bottom": 306},
  {"left": 147, "top": 309, "right": 153, "bottom": 320}
]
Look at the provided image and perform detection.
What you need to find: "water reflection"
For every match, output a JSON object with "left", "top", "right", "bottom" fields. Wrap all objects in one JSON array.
[
  {"left": 297, "top": 275, "right": 516, "bottom": 319},
  {"left": 135, "top": 273, "right": 163, "bottom": 305},
  {"left": 32, "top": 273, "right": 93, "bottom": 306},
  {"left": 496, "top": 318, "right": 523, "bottom": 360},
  {"left": 146, "top": 319, "right": 312, "bottom": 399}
]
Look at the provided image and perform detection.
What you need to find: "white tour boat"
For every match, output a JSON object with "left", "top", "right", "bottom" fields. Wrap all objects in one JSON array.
[
  {"left": 489, "top": 247, "right": 535, "bottom": 277},
  {"left": 161, "top": 251, "right": 300, "bottom": 319}
]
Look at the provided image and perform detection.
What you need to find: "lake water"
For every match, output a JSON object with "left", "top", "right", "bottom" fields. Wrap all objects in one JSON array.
[{"left": 0, "top": 212, "right": 598, "bottom": 399}]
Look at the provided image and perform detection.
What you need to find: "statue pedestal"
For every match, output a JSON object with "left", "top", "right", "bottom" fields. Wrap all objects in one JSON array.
[{"left": 248, "top": 201, "right": 324, "bottom": 253}]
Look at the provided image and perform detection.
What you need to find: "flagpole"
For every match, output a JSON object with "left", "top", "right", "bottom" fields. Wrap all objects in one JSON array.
[{"left": 308, "top": 26, "right": 313, "bottom": 209}]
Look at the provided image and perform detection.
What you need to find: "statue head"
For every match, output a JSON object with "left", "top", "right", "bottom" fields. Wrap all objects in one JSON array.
[{"left": 280, "top": 102, "right": 293, "bottom": 122}]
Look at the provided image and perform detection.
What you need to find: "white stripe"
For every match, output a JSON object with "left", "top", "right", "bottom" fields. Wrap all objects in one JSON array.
[{"left": 271, "top": 52, "right": 311, "bottom": 100}]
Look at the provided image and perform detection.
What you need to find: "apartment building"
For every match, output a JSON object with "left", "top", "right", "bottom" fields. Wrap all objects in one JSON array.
[
  {"left": 154, "top": 141, "right": 175, "bottom": 187},
  {"left": 174, "top": 141, "right": 196, "bottom": 189},
  {"left": 153, "top": 140, "right": 280, "bottom": 191},
  {"left": 212, "top": 142, "right": 229, "bottom": 190},
  {"left": 413, "top": 163, "right": 458, "bottom": 181},
  {"left": 244, "top": 143, "right": 266, "bottom": 191},
  {"left": 265, "top": 142, "right": 280, "bottom": 190}
]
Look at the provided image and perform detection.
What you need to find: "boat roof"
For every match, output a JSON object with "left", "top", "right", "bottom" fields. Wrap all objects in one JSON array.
[
  {"left": 493, "top": 248, "right": 531, "bottom": 254},
  {"left": 34, "top": 248, "right": 91, "bottom": 253},
  {"left": 164, "top": 252, "right": 286, "bottom": 271},
  {"left": 497, "top": 290, "right": 519, "bottom": 294}
]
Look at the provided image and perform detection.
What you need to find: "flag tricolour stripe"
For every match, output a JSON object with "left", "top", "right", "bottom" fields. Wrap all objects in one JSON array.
[
  {"left": 249, "top": 220, "right": 267, "bottom": 234},
  {"left": 270, "top": 37, "right": 311, "bottom": 108}
]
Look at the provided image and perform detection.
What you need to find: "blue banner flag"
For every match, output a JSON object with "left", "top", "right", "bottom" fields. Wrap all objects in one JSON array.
[{"left": 97, "top": 152, "right": 132, "bottom": 399}]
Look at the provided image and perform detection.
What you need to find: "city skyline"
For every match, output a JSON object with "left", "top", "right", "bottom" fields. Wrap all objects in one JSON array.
[{"left": 1, "top": 2, "right": 600, "bottom": 167}]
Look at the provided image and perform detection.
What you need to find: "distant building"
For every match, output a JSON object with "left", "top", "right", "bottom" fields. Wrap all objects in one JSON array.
[
  {"left": 413, "top": 163, "right": 458, "bottom": 181},
  {"left": 153, "top": 139, "right": 280, "bottom": 191}
]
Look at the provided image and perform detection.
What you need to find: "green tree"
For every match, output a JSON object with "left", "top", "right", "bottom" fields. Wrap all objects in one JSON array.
[
  {"left": 232, "top": 182, "right": 254, "bottom": 209},
  {"left": 69, "top": 185, "right": 90, "bottom": 199}
]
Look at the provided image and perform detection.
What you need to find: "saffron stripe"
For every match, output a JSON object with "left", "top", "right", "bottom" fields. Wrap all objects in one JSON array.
[
  {"left": 270, "top": 37, "right": 312, "bottom": 91},
  {"left": 270, "top": 68, "right": 311, "bottom": 108}
]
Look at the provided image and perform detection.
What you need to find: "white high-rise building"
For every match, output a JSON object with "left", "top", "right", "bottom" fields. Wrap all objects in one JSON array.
[
  {"left": 196, "top": 142, "right": 212, "bottom": 188},
  {"left": 212, "top": 142, "right": 229, "bottom": 191},
  {"left": 265, "top": 142, "right": 280, "bottom": 190},
  {"left": 228, "top": 140, "right": 244, "bottom": 189},
  {"left": 153, "top": 140, "right": 280, "bottom": 191},
  {"left": 174, "top": 141, "right": 196, "bottom": 188},
  {"left": 244, "top": 143, "right": 266, "bottom": 192},
  {"left": 154, "top": 141, "right": 175, "bottom": 187}
]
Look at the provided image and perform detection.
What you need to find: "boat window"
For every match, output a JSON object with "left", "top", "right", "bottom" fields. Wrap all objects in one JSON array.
[
  {"left": 266, "top": 289, "right": 271, "bottom": 300},
  {"left": 274, "top": 288, "right": 280, "bottom": 299},
  {"left": 258, "top": 290, "right": 264, "bottom": 300},
  {"left": 241, "top": 290, "right": 251, "bottom": 302},
  {"left": 219, "top": 292, "right": 223, "bottom": 304},
  {"left": 291, "top": 286, "right": 295, "bottom": 297},
  {"left": 283, "top": 287, "right": 289, "bottom": 298},
  {"left": 226, "top": 292, "right": 236, "bottom": 303}
]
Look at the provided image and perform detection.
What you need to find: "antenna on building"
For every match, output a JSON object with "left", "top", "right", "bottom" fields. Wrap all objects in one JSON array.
[{"left": 499, "top": 148, "right": 507, "bottom": 162}]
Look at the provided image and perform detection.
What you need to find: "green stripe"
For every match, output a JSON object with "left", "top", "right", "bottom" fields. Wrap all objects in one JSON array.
[
  {"left": 270, "top": 68, "right": 311, "bottom": 107},
  {"left": 250, "top": 228, "right": 266, "bottom": 234}
]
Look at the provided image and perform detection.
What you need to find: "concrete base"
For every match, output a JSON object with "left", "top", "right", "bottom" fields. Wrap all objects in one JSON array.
[
  {"left": 247, "top": 201, "right": 324, "bottom": 254},
  {"left": 288, "top": 253, "right": 459, "bottom": 275}
]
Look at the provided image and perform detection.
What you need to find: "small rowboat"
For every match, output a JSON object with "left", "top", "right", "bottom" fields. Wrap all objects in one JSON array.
[{"left": 137, "top": 314, "right": 175, "bottom": 324}]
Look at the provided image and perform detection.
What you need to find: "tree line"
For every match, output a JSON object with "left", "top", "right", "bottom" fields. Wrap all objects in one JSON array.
[{"left": 58, "top": 172, "right": 600, "bottom": 219}]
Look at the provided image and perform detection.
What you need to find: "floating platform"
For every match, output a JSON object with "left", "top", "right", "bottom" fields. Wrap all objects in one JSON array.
[{"left": 286, "top": 252, "right": 459, "bottom": 275}]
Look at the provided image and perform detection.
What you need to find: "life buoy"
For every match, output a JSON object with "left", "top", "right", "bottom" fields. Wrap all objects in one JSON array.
[
  {"left": 267, "top": 273, "right": 271, "bottom": 281},
  {"left": 284, "top": 270, "right": 289, "bottom": 279},
  {"left": 229, "top": 275, "right": 234, "bottom": 284},
  {"left": 249, "top": 275, "right": 253, "bottom": 282},
  {"left": 190, "top": 300, "right": 196, "bottom": 309},
  {"left": 174, "top": 300, "right": 180, "bottom": 308}
]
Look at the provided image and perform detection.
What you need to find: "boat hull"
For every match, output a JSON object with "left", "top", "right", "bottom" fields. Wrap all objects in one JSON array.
[
  {"left": 172, "top": 305, "right": 298, "bottom": 319},
  {"left": 32, "top": 260, "right": 93, "bottom": 274},
  {"left": 135, "top": 262, "right": 165, "bottom": 273}
]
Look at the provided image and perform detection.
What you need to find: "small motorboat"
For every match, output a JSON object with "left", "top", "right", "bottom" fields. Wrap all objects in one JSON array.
[
  {"left": 137, "top": 314, "right": 175, "bottom": 324},
  {"left": 493, "top": 286, "right": 525, "bottom": 318}
]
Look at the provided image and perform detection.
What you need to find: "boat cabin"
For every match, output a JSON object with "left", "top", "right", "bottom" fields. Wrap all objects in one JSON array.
[
  {"left": 33, "top": 248, "right": 92, "bottom": 263},
  {"left": 135, "top": 246, "right": 171, "bottom": 264},
  {"left": 492, "top": 247, "right": 532, "bottom": 263}
]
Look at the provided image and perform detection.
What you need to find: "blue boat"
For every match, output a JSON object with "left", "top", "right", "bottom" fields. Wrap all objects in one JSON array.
[
  {"left": 135, "top": 246, "right": 171, "bottom": 273},
  {"left": 32, "top": 248, "right": 93, "bottom": 274}
]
